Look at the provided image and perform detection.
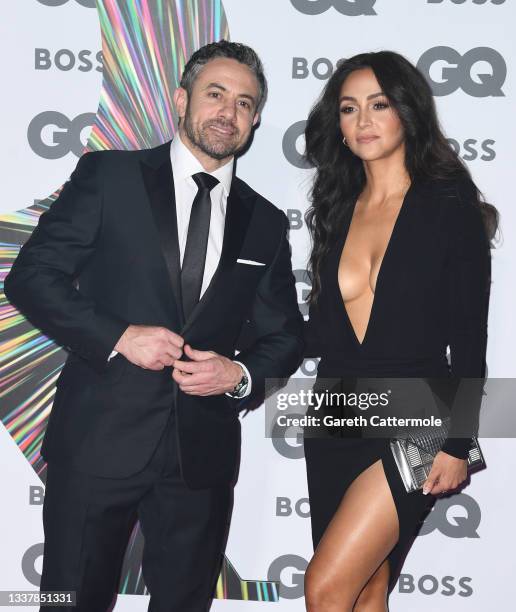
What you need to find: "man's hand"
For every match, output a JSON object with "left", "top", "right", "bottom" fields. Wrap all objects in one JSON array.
[
  {"left": 422, "top": 451, "right": 468, "bottom": 495},
  {"left": 172, "top": 344, "right": 243, "bottom": 396},
  {"left": 114, "top": 325, "right": 184, "bottom": 370}
]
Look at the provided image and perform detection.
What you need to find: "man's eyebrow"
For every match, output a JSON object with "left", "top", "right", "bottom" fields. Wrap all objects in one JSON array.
[
  {"left": 204, "top": 82, "right": 257, "bottom": 104},
  {"left": 339, "top": 92, "right": 385, "bottom": 103}
]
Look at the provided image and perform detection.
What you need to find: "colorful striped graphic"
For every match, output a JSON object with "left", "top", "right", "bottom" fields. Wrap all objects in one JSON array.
[
  {"left": 0, "top": 196, "right": 61, "bottom": 480},
  {"left": 90, "top": 0, "right": 229, "bottom": 151},
  {"left": 118, "top": 532, "right": 281, "bottom": 602},
  {"left": 216, "top": 558, "right": 280, "bottom": 602}
]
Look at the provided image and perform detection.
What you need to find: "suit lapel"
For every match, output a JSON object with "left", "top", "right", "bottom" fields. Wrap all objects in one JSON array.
[
  {"left": 181, "top": 179, "right": 254, "bottom": 335},
  {"left": 140, "top": 141, "right": 255, "bottom": 335},
  {"left": 140, "top": 141, "right": 185, "bottom": 327}
]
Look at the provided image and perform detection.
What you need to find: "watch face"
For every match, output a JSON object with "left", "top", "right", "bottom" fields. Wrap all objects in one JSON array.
[{"left": 232, "top": 374, "right": 248, "bottom": 397}]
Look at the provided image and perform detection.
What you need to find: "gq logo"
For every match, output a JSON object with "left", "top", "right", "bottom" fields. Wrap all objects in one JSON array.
[
  {"left": 299, "top": 357, "right": 320, "bottom": 378},
  {"left": 22, "top": 544, "right": 44, "bottom": 586},
  {"left": 271, "top": 355, "right": 320, "bottom": 459},
  {"left": 28, "top": 112, "right": 95, "bottom": 159},
  {"left": 417, "top": 46, "right": 506, "bottom": 97},
  {"left": 268, "top": 555, "right": 308, "bottom": 600},
  {"left": 290, "top": 0, "right": 377, "bottom": 15},
  {"left": 283, "top": 120, "right": 311, "bottom": 170},
  {"left": 294, "top": 269, "right": 311, "bottom": 317},
  {"left": 37, "top": 0, "right": 96, "bottom": 7},
  {"left": 419, "top": 493, "right": 481, "bottom": 538},
  {"left": 271, "top": 411, "right": 305, "bottom": 460}
]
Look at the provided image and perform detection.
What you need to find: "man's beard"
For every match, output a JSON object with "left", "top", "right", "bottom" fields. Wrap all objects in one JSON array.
[{"left": 183, "top": 108, "right": 246, "bottom": 160}]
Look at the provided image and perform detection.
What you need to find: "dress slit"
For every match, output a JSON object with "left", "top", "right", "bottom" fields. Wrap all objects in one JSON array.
[{"left": 304, "top": 429, "right": 433, "bottom": 593}]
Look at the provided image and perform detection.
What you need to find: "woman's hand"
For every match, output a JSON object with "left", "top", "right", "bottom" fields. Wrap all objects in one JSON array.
[{"left": 422, "top": 451, "right": 468, "bottom": 495}]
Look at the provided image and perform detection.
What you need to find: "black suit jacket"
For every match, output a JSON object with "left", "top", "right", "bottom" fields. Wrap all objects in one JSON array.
[{"left": 5, "top": 141, "right": 304, "bottom": 486}]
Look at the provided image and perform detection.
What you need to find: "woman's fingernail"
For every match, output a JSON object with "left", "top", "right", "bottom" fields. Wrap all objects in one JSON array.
[{"left": 422, "top": 487, "right": 429, "bottom": 495}]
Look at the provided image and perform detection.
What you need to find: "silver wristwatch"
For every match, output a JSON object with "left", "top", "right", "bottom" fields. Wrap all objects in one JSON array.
[{"left": 228, "top": 371, "right": 249, "bottom": 398}]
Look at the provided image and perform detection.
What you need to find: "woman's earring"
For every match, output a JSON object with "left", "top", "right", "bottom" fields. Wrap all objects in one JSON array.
[{"left": 342, "top": 137, "right": 348, "bottom": 147}]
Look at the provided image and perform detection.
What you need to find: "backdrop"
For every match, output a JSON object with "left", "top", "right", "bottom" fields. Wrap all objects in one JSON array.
[{"left": 1, "top": 1, "right": 514, "bottom": 610}]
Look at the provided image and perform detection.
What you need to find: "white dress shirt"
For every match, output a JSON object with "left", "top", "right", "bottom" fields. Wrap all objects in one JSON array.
[
  {"left": 170, "top": 134, "right": 233, "bottom": 296},
  {"left": 170, "top": 135, "right": 251, "bottom": 397},
  {"left": 110, "top": 135, "right": 251, "bottom": 398}
]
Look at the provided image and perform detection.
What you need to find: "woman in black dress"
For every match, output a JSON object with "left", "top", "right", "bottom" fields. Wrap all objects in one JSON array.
[{"left": 302, "top": 51, "right": 497, "bottom": 611}]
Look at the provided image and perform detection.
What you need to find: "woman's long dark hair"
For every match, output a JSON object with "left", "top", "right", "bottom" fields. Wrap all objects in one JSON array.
[{"left": 305, "top": 50, "right": 498, "bottom": 303}]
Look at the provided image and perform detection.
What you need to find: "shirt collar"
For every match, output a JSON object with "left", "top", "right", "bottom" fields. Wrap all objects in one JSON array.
[{"left": 170, "top": 133, "right": 234, "bottom": 196}]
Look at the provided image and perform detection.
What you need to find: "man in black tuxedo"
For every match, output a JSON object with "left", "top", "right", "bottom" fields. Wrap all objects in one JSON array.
[{"left": 5, "top": 41, "right": 304, "bottom": 611}]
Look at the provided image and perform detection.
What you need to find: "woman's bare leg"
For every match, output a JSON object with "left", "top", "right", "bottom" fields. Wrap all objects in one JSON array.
[
  {"left": 353, "top": 559, "right": 391, "bottom": 612},
  {"left": 304, "top": 459, "right": 398, "bottom": 612}
]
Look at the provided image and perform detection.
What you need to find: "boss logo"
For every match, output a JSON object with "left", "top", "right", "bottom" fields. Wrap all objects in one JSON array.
[
  {"left": 293, "top": 57, "right": 341, "bottom": 80},
  {"left": 428, "top": 0, "right": 505, "bottom": 4},
  {"left": 419, "top": 493, "right": 481, "bottom": 538},
  {"left": 287, "top": 209, "right": 305, "bottom": 230},
  {"left": 27, "top": 111, "right": 95, "bottom": 159},
  {"left": 268, "top": 555, "right": 308, "bottom": 600},
  {"left": 29, "top": 486, "right": 44, "bottom": 505},
  {"left": 35, "top": 49, "right": 103, "bottom": 73},
  {"left": 417, "top": 46, "right": 506, "bottom": 97},
  {"left": 276, "top": 497, "right": 311, "bottom": 518},
  {"left": 36, "top": 0, "right": 96, "bottom": 7},
  {"left": 283, "top": 121, "right": 311, "bottom": 170},
  {"left": 290, "top": 0, "right": 377, "bottom": 16},
  {"left": 398, "top": 574, "right": 473, "bottom": 597},
  {"left": 448, "top": 138, "right": 495, "bottom": 161}
]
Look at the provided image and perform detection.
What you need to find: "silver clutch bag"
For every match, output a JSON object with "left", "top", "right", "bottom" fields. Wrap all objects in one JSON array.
[{"left": 389, "top": 417, "right": 485, "bottom": 493}]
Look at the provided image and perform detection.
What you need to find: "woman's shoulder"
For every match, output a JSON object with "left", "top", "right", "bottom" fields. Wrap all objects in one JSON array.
[
  {"left": 426, "top": 179, "right": 490, "bottom": 252},
  {"left": 416, "top": 175, "right": 477, "bottom": 206},
  {"left": 414, "top": 175, "right": 482, "bottom": 227},
  {"left": 411, "top": 176, "right": 488, "bottom": 246}
]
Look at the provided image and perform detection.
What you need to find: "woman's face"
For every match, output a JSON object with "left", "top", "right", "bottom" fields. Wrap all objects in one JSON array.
[{"left": 338, "top": 67, "right": 404, "bottom": 162}]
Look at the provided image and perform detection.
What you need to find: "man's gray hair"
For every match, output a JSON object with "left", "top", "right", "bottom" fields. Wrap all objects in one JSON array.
[{"left": 180, "top": 40, "right": 268, "bottom": 113}]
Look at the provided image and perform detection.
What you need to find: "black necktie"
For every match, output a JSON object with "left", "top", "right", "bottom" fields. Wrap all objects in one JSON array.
[{"left": 181, "top": 172, "right": 219, "bottom": 319}]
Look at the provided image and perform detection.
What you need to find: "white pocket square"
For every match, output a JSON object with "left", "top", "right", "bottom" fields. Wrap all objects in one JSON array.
[{"left": 237, "top": 258, "right": 266, "bottom": 266}]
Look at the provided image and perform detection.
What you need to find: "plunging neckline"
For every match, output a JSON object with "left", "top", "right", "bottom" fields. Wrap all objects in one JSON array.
[{"left": 337, "top": 183, "right": 413, "bottom": 349}]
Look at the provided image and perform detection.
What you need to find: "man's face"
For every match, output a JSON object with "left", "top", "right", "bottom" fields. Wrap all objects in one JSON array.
[{"left": 174, "top": 57, "right": 260, "bottom": 164}]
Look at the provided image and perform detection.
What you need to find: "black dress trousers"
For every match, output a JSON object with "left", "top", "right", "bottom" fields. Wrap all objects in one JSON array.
[{"left": 39, "top": 411, "right": 233, "bottom": 612}]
